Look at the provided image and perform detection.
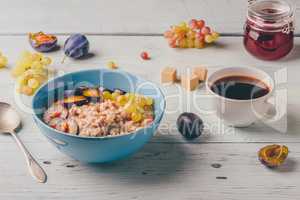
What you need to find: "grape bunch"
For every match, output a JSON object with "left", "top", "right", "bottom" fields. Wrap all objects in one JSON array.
[
  {"left": 164, "top": 19, "right": 219, "bottom": 48},
  {"left": 0, "top": 51, "right": 8, "bottom": 69},
  {"left": 11, "top": 51, "right": 52, "bottom": 96}
]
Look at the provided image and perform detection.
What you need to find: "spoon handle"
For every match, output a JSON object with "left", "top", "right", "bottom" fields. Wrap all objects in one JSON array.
[{"left": 11, "top": 131, "right": 47, "bottom": 183}]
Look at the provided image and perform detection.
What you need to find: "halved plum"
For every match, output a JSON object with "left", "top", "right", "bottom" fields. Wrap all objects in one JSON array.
[
  {"left": 82, "top": 88, "right": 102, "bottom": 102},
  {"left": 113, "top": 88, "right": 126, "bottom": 95},
  {"left": 63, "top": 96, "right": 88, "bottom": 107}
]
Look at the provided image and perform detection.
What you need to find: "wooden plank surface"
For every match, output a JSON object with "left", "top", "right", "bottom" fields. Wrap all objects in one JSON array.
[
  {"left": 1, "top": 0, "right": 300, "bottom": 35},
  {"left": 1, "top": 0, "right": 300, "bottom": 198},
  {"left": 1, "top": 142, "right": 299, "bottom": 200},
  {"left": 0, "top": 35, "right": 300, "bottom": 143},
  {"left": 0, "top": 35, "right": 299, "bottom": 199}
]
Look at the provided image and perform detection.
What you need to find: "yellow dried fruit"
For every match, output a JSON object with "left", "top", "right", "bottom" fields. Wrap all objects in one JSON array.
[{"left": 106, "top": 61, "right": 118, "bottom": 69}]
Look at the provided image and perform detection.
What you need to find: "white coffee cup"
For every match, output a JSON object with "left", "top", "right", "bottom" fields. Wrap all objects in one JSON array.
[{"left": 206, "top": 67, "right": 275, "bottom": 127}]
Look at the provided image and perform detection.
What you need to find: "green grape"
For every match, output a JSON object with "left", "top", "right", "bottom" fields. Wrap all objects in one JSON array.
[
  {"left": 136, "top": 96, "right": 147, "bottom": 107},
  {"left": 28, "top": 68, "right": 47, "bottom": 76},
  {"left": 31, "top": 53, "right": 43, "bottom": 62},
  {"left": 102, "top": 91, "right": 112, "bottom": 100},
  {"left": 17, "top": 74, "right": 29, "bottom": 85},
  {"left": 11, "top": 66, "right": 26, "bottom": 77},
  {"left": 116, "top": 95, "right": 127, "bottom": 106},
  {"left": 111, "top": 92, "right": 120, "bottom": 100},
  {"left": 131, "top": 112, "right": 142, "bottom": 122},
  {"left": 31, "top": 61, "right": 43, "bottom": 69},
  {"left": 125, "top": 93, "right": 136, "bottom": 102},
  {"left": 124, "top": 103, "right": 137, "bottom": 113},
  {"left": 41, "top": 57, "right": 52, "bottom": 65},
  {"left": 0, "top": 56, "right": 8, "bottom": 68},
  {"left": 205, "top": 34, "right": 214, "bottom": 43},
  {"left": 27, "top": 78, "right": 40, "bottom": 89},
  {"left": 21, "top": 51, "right": 31, "bottom": 60},
  {"left": 33, "top": 74, "right": 46, "bottom": 83},
  {"left": 21, "top": 58, "right": 33, "bottom": 69}
]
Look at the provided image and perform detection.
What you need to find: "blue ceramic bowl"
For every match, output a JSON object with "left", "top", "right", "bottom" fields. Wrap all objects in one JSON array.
[{"left": 32, "top": 69, "right": 165, "bottom": 163}]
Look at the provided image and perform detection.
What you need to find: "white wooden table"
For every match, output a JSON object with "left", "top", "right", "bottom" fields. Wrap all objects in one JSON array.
[{"left": 1, "top": 1, "right": 300, "bottom": 199}]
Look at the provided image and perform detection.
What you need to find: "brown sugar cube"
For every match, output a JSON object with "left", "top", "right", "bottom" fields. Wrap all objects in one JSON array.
[
  {"left": 161, "top": 67, "right": 177, "bottom": 83},
  {"left": 192, "top": 66, "right": 207, "bottom": 82},
  {"left": 181, "top": 74, "right": 199, "bottom": 91}
]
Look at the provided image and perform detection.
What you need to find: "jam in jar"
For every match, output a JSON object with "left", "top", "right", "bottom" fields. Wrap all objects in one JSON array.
[{"left": 244, "top": 0, "right": 294, "bottom": 60}]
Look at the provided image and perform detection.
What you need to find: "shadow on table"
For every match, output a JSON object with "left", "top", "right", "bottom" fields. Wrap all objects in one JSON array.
[
  {"left": 85, "top": 134, "right": 195, "bottom": 185},
  {"left": 272, "top": 158, "right": 298, "bottom": 173}
]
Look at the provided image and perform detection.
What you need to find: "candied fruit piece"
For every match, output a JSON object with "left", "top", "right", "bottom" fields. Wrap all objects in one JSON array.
[
  {"left": 258, "top": 144, "right": 288, "bottom": 168},
  {"left": 107, "top": 61, "right": 118, "bottom": 69}
]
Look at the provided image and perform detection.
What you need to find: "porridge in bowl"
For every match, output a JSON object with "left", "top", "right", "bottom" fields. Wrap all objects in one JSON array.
[{"left": 43, "top": 86, "right": 154, "bottom": 137}]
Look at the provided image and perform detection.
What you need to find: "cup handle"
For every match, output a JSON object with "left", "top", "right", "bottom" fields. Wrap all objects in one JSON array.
[
  {"left": 262, "top": 100, "right": 276, "bottom": 120},
  {"left": 261, "top": 96, "right": 280, "bottom": 124}
]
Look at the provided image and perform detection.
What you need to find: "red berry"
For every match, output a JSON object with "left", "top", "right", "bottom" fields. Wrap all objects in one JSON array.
[
  {"left": 201, "top": 26, "right": 211, "bottom": 35},
  {"left": 141, "top": 51, "right": 150, "bottom": 60},
  {"left": 197, "top": 20, "right": 205, "bottom": 29}
]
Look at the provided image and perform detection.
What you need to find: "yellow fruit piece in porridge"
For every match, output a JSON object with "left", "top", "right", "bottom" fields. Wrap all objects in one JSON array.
[
  {"left": 131, "top": 112, "right": 142, "bottom": 122},
  {"left": 145, "top": 97, "right": 154, "bottom": 106},
  {"left": 124, "top": 103, "right": 137, "bottom": 113},
  {"left": 116, "top": 95, "right": 127, "bottom": 106},
  {"left": 136, "top": 96, "right": 147, "bottom": 107},
  {"left": 125, "top": 93, "right": 136, "bottom": 102},
  {"left": 111, "top": 92, "right": 120, "bottom": 100},
  {"left": 102, "top": 91, "right": 112, "bottom": 100}
]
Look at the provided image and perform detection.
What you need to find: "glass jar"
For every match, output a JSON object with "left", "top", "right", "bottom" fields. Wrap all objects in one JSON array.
[{"left": 244, "top": 0, "right": 294, "bottom": 60}]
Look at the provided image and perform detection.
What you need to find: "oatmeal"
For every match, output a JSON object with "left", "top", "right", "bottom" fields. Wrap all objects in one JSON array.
[{"left": 43, "top": 87, "right": 154, "bottom": 137}]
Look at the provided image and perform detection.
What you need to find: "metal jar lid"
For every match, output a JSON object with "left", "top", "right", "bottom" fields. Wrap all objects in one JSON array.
[{"left": 247, "top": 0, "right": 294, "bottom": 33}]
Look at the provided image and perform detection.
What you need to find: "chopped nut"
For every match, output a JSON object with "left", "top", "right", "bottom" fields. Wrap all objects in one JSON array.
[
  {"left": 161, "top": 67, "right": 177, "bottom": 83},
  {"left": 192, "top": 66, "right": 207, "bottom": 82}
]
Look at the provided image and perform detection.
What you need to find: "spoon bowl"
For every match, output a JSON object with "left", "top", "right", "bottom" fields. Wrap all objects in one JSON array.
[
  {"left": 0, "top": 102, "right": 47, "bottom": 183},
  {"left": 0, "top": 102, "right": 21, "bottom": 133}
]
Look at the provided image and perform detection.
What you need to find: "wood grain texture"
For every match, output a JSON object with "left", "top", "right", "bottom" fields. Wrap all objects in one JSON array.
[
  {"left": 0, "top": 0, "right": 300, "bottom": 35},
  {"left": 0, "top": 29, "right": 300, "bottom": 199},
  {"left": 0, "top": 141, "right": 299, "bottom": 200},
  {"left": 0, "top": 35, "right": 300, "bottom": 143}
]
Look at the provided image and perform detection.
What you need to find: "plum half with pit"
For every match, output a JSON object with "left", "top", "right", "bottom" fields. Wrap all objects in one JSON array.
[{"left": 176, "top": 112, "right": 204, "bottom": 139}]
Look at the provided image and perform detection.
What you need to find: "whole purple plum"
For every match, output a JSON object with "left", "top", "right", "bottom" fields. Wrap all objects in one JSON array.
[{"left": 64, "top": 34, "right": 90, "bottom": 59}]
